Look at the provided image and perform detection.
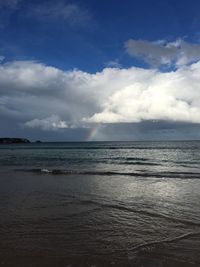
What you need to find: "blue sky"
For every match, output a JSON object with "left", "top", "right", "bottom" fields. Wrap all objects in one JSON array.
[
  {"left": 1, "top": 0, "right": 200, "bottom": 71},
  {"left": 1, "top": 0, "right": 200, "bottom": 141}
]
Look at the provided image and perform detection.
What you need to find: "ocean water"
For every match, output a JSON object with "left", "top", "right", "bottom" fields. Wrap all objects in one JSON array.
[{"left": 0, "top": 141, "right": 200, "bottom": 267}]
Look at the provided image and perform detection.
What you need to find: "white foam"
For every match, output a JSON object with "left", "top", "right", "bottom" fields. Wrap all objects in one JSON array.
[{"left": 41, "top": 168, "right": 51, "bottom": 173}]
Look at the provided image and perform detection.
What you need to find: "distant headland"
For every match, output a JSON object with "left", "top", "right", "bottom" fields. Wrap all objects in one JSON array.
[{"left": 0, "top": 138, "right": 31, "bottom": 144}]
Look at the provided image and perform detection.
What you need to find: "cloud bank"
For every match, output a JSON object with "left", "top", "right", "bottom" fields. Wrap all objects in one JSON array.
[
  {"left": 24, "top": 115, "right": 69, "bottom": 131},
  {"left": 0, "top": 59, "right": 200, "bottom": 135},
  {"left": 125, "top": 39, "right": 200, "bottom": 67}
]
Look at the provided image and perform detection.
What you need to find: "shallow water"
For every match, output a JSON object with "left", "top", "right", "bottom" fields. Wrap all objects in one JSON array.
[{"left": 0, "top": 141, "right": 200, "bottom": 266}]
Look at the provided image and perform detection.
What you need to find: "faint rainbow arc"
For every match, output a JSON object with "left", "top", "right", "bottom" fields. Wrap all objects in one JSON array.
[{"left": 85, "top": 126, "right": 99, "bottom": 141}]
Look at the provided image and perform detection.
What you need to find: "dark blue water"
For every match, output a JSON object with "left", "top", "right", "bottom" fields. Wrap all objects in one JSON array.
[{"left": 0, "top": 141, "right": 200, "bottom": 266}]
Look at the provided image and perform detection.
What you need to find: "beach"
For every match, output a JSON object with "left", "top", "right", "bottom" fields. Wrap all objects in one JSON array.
[{"left": 0, "top": 141, "right": 200, "bottom": 266}]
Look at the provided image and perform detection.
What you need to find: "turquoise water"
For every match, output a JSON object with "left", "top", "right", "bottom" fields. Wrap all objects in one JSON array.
[{"left": 0, "top": 141, "right": 200, "bottom": 266}]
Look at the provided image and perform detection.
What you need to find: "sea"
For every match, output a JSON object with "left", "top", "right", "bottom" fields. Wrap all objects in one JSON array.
[{"left": 0, "top": 141, "right": 200, "bottom": 267}]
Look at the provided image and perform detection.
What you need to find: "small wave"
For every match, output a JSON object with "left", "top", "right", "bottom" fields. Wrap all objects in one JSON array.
[
  {"left": 131, "top": 231, "right": 200, "bottom": 252},
  {"left": 125, "top": 157, "right": 149, "bottom": 161},
  {"left": 41, "top": 169, "right": 74, "bottom": 174},
  {"left": 17, "top": 168, "right": 200, "bottom": 179},
  {"left": 41, "top": 168, "right": 51, "bottom": 173},
  {"left": 121, "top": 161, "right": 160, "bottom": 166},
  {"left": 78, "top": 199, "right": 200, "bottom": 227}
]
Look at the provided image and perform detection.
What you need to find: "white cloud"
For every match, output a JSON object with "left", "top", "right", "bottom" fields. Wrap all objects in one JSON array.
[
  {"left": 1, "top": 59, "right": 200, "bottom": 132},
  {"left": 106, "top": 59, "right": 122, "bottom": 68},
  {"left": 28, "top": 1, "right": 92, "bottom": 26},
  {"left": 125, "top": 38, "right": 200, "bottom": 67},
  {"left": 86, "top": 63, "right": 200, "bottom": 123},
  {"left": 24, "top": 115, "right": 68, "bottom": 131}
]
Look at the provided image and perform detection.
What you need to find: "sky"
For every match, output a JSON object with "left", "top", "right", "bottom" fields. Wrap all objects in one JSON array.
[{"left": 1, "top": 0, "right": 200, "bottom": 141}]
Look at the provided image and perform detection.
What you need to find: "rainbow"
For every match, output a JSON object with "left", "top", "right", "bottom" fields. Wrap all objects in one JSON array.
[{"left": 85, "top": 126, "right": 99, "bottom": 141}]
